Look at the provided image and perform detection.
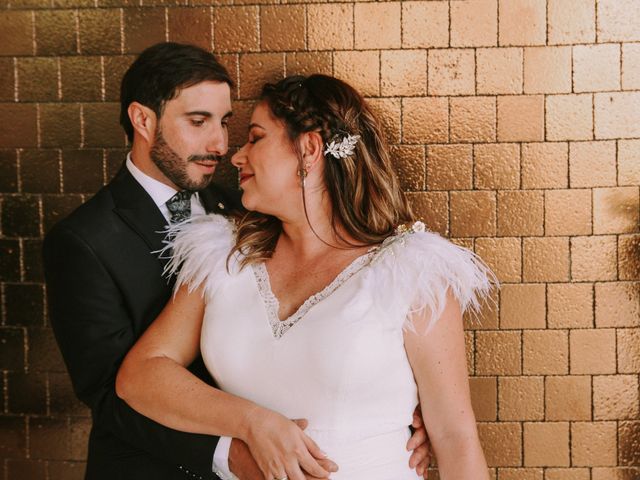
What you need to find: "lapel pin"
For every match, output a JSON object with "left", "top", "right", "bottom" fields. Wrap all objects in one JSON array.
[{"left": 217, "top": 202, "right": 225, "bottom": 210}]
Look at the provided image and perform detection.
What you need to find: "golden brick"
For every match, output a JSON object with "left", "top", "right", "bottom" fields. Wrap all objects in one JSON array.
[
  {"left": 544, "top": 189, "right": 592, "bottom": 236},
  {"left": 500, "top": 284, "right": 545, "bottom": 329},
  {"left": 618, "top": 420, "right": 640, "bottom": 466},
  {"left": 366, "top": 98, "right": 400, "bottom": 144},
  {"left": 595, "top": 282, "right": 640, "bottom": 328},
  {"left": 285, "top": 52, "right": 332, "bottom": 78},
  {"left": 619, "top": 234, "right": 640, "bottom": 280},
  {"left": 523, "top": 422, "right": 570, "bottom": 467},
  {"left": 524, "top": 47, "right": 572, "bottom": 94},
  {"left": 571, "top": 236, "right": 617, "bottom": 282},
  {"left": 475, "top": 237, "right": 521, "bottom": 283},
  {"left": 569, "top": 141, "right": 617, "bottom": 187},
  {"left": 79, "top": 9, "right": 121, "bottom": 55},
  {"left": 239, "top": 53, "right": 284, "bottom": 100},
  {"left": 592, "top": 467, "right": 640, "bottom": 480},
  {"left": 521, "top": 142, "right": 568, "bottom": 189},
  {"left": 104, "top": 55, "right": 134, "bottom": 102},
  {"left": 573, "top": 44, "right": 621, "bottom": 93},
  {"left": 354, "top": 3, "right": 400, "bottom": 49},
  {"left": 333, "top": 51, "right": 379, "bottom": 97},
  {"left": 522, "top": 237, "right": 569, "bottom": 282},
  {"left": 593, "top": 187, "right": 639, "bottom": 235},
  {"left": 450, "top": 191, "right": 496, "bottom": 238},
  {"left": 595, "top": 92, "right": 640, "bottom": 139},
  {"left": 570, "top": 328, "right": 616, "bottom": 374},
  {"left": 547, "top": 283, "right": 593, "bottom": 329},
  {"left": 428, "top": 49, "right": 475, "bottom": 96},
  {"left": 83, "top": 103, "right": 125, "bottom": 148},
  {"left": 597, "top": 0, "right": 640, "bottom": 42},
  {"left": 168, "top": 7, "right": 212, "bottom": 50},
  {"left": 35, "top": 10, "right": 77, "bottom": 55},
  {"left": 60, "top": 57, "right": 102, "bottom": 102},
  {"left": 594, "top": 375, "right": 639, "bottom": 420},
  {"left": 476, "top": 48, "right": 523, "bottom": 94},
  {"left": 401, "top": 97, "right": 448, "bottom": 144},
  {"left": 523, "top": 330, "right": 568, "bottom": 375},
  {"left": 389, "top": 145, "right": 424, "bottom": 192},
  {"left": 498, "top": 376, "right": 544, "bottom": 421},
  {"left": 618, "top": 140, "right": 640, "bottom": 186},
  {"left": 451, "top": 0, "right": 497, "bottom": 47},
  {"left": 474, "top": 144, "right": 519, "bottom": 190},
  {"left": 124, "top": 8, "right": 165, "bottom": 55},
  {"left": 476, "top": 331, "right": 521, "bottom": 375},
  {"left": 401, "top": 1, "right": 448, "bottom": 48},
  {"left": 307, "top": 4, "right": 353, "bottom": 51},
  {"left": 380, "top": 50, "right": 426, "bottom": 97},
  {"left": 450, "top": 96, "right": 496, "bottom": 143},
  {"left": 469, "top": 376, "right": 497, "bottom": 421},
  {"left": 0, "top": 11, "right": 33, "bottom": 55},
  {"left": 40, "top": 104, "right": 80, "bottom": 148},
  {"left": 546, "top": 94, "right": 593, "bottom": 141},
  {"left": 0, "top": 58, "right": 14, "bottom": 102},
  {"left": 571, "top": 422, "right": 618, "bottom": 466},
  {"left": 214, "top": 6, "right": 259, "bottom": 53},
  {"left": 548, "top": 0, "right": 595, "bottom": 44},
  {"left": 622, "top": 43, "right": 640, "bottom": 90},
  {"left": 427, "top": 144, "right": 473, "bottom": 191},
  {"left": 0, "top": 104, "right": 37, "bottom": 148},
  {"left": 218, "top": 54, "right": 239, "bottom": 100},
  {"left": 497, "top": 190, "right": 543, "bottom": 237},
  {"left": 17, "top": 58, "right": 58, "bottom": 102},
  {"left": 545, "top": 375, "right": 592, "bottom": 421},
  {"left": 498, "top": 468, "right": 543, "bottom": 480},
  {"left": 497, "top": 95, "right": 544, "bottom": 142},
  {"left": 466, "top": 330, "right": 475, "bottom": 374},
  {"left": 478, "top": 422, "right": 522, "bottom": 467},
  {"left": 261, "top": 6, "right": 304, "bottom": 52},
  {"left": 406, "top": 191, "right": 448, "bottom": 237},
  {"left": 498, "top": 0, "right": 546, "bottom": 46},
  {"left": 618, "top": 328, "right": 640, "bottom": 373},
  {"left": 228, "top": 100, "right": 255, "bottom": 147}
]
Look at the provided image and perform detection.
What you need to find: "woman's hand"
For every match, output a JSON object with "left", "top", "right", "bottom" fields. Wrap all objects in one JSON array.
[{"left": 242, "top": 408, "right": 334, "bottom": 480}]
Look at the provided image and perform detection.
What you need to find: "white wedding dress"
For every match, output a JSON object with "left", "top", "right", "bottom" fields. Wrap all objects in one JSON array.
[{"left": 166, "top": 214, "right": 492, "bottom": 479}]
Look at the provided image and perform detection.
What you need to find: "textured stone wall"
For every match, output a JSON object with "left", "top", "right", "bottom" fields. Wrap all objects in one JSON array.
[{"left": 0, "top": 0, "right": 639, "bottom": 479}]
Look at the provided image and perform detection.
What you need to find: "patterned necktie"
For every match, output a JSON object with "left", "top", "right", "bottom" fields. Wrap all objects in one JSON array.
[{"left": 166, "top": 190, "right": 193, "bottom": 224}]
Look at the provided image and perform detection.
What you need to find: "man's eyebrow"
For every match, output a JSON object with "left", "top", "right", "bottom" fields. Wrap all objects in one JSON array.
[
  {"left": 185, "top": 111, "right": 212, "bottom": 117},
  {"left": 248, "top": 122, "right": 265, "bottom": 131},
  {"left": 222, "top": 111, "right": 233, "bottom": 119}
]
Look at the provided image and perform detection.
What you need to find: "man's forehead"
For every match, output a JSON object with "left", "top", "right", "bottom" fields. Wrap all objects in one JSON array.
[{"left": 169, "top": 81, "right": 232, "bottom": 110}]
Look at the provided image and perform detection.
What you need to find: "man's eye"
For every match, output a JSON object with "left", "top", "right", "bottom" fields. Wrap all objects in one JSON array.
[{"left": 191, "top": 120, "right": 204, "bottom": 127}]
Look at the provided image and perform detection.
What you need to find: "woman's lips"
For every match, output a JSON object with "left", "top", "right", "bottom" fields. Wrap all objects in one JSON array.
[{"left": 239, "top": 173, "right": 254, "bottom": 185}]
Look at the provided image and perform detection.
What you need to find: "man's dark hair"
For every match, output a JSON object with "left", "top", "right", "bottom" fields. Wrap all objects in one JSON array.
[{"left": 120, "top": 42, "right": 233, "bottom": 143}]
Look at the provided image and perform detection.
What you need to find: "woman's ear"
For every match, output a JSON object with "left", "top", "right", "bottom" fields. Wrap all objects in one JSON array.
[
  {"left": 299, "top": 131, "right": 325, "bottom": 169},
  {"left": 128, "top": 102, "right": 157, "bottom": 144}
]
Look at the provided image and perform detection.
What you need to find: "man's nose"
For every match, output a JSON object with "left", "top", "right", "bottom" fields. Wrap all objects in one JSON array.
[{"left": 206, "top": 125, "right": 228, "bottom": 156}]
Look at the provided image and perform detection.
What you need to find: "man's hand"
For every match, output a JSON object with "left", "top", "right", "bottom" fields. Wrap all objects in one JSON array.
[
  {"left": 228, "top": 420, "right": 338, "bottom": 480},
  {"left": 407, "top": 406, "right": 432, "bottom": 479}
]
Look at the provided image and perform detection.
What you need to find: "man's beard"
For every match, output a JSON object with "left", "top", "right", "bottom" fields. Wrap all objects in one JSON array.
[{"left": 150, "top": 129, "right": 219, "bottom": 191}]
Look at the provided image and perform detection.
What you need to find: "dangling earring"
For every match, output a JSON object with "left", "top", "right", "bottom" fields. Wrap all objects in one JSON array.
[{"left": 299, "top": 164, "right": 309, "bottom": 187}]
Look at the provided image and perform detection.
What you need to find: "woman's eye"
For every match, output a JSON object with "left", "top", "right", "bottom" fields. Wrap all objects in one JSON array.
[{"left": 249, "top": 136, "right": 261, "bottom": 144}]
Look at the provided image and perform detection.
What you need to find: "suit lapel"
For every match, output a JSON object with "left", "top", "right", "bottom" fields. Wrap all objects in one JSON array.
[{"left": 109, "top": 166, "right": 169, "bottom": 259}]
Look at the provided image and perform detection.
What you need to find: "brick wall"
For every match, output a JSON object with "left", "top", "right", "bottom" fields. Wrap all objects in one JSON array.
[{"left": 0, "top": 0, "right": 638, "bottom": 479}]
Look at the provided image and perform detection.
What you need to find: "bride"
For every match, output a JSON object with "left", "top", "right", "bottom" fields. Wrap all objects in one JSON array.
[{"left": 116, "top": 74, "right": 493, "bottom": 479}]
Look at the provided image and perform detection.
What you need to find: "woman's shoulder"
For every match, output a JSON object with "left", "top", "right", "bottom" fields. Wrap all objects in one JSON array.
[
  {"left": 367, "top": 221, "right": 497, "bottom": 328},
  {"left": 160, "top": 213, "right": 237, "bottom": 297}
]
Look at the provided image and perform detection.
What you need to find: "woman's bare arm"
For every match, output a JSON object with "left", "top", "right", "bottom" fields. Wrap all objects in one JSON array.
[
  {"left": 404, "top": 292, "right": 490, "bottom": 480},
  {"left": 115, "top": 284, "right": 331, "bottom": 480}
]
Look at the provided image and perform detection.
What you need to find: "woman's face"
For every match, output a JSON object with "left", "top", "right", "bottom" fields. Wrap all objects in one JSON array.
[{"left": 231, "top": 102, "right": 302, "bottom": 216}]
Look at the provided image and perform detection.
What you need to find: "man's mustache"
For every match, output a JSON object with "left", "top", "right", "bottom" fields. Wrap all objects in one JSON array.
[{"left": 188, "top": 154, "right": 222, "bottom": 162}]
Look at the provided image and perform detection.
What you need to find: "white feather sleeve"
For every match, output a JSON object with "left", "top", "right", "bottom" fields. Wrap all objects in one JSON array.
[
  {"left": 365, "top": 223, "right": 497, "bottom": 332},
  {"left": 160, "top": 213, "right": 237, "bottom": 299}
]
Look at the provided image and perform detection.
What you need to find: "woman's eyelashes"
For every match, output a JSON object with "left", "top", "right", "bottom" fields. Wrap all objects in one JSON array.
[{"left": 249, "top": 135, "right": 262, "bottom": 144}]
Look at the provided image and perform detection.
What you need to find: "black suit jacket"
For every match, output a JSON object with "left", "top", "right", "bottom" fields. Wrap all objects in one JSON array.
[{"left": 43, "top": 165, "right": 241, "bottom": 480}]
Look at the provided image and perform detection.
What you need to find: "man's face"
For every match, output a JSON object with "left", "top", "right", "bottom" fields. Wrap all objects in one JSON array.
[{"left": 150, "top": 81, "right": 232, "bottom": 191}]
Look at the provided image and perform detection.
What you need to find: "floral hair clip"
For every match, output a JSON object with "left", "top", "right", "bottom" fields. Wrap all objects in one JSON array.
[{"left": 324, "top": 134, "right": 360, "bottom": 159}]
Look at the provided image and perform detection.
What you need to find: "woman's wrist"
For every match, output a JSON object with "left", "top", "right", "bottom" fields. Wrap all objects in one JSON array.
[{"left": 236, "top": 402, "right": 264, "bottom": 443}]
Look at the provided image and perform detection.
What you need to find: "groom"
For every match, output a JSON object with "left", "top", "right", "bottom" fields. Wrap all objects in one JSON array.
[{"left": 44, "top": 42, "right": 431, "bottom": 480}]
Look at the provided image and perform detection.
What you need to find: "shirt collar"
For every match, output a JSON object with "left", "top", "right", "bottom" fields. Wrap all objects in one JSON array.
[{"left": 126, "top": 152, "right": 179, "bottom": 208}]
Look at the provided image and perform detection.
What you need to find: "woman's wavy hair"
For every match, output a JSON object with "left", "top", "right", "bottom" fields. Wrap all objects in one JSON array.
[{"left": 231, "top": 74, "right": 413, "bottom": 268}]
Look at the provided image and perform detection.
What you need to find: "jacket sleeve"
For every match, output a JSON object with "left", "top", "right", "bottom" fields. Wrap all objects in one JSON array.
[{"left": 43, "top": 224, "right": 220, "bottom": 479}]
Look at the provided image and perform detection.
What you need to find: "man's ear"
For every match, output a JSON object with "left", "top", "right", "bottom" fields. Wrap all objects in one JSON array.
[
  {"left": 299, "top": 131, "right": 324, "bottom": 169},
  {"left": 128, "top": 102, "right": 157, "bottom": 144}
]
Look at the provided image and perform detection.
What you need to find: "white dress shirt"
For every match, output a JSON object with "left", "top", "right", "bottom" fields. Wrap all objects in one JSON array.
[{"left": 125, "top": 154, "right": 235, "bottom": 480}]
